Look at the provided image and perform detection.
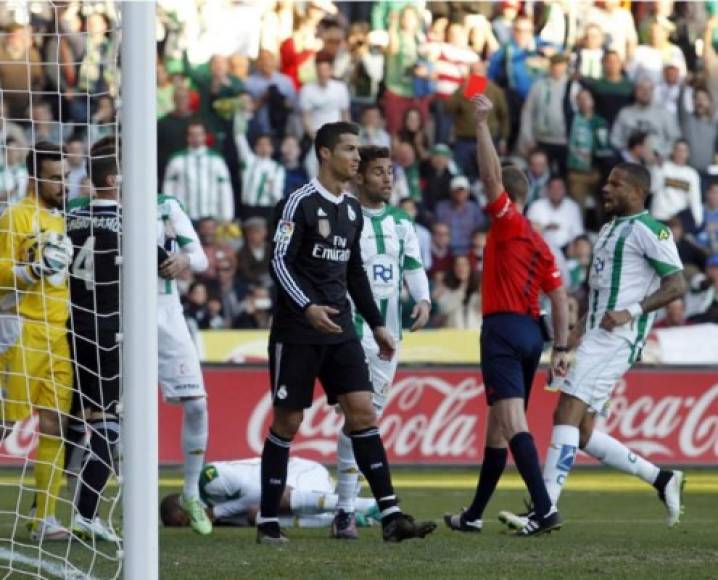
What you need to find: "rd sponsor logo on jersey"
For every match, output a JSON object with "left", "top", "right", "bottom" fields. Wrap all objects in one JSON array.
[{"left": 367, "top": 254, "right": 397, "bottom": 299}]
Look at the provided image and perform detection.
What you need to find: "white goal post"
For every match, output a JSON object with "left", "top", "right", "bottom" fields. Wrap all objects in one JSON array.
[{"left": 120, "top": 2, "right": 158, "bottom": 579}]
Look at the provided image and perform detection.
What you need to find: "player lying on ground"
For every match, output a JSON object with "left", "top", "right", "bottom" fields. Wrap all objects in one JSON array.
[
  {"left": 161, "top": 457, "right": 380, "bottom": 528},
  {"left": 499, "top": 162, "right": 687, "bottom": 531},
  {"left": 331, "top": 145, "right": 431, "bottom": 539},
  {"left": 0, "top": 141, "right": 75, "bottom": 541},
  {"left": 258, "top": 121, "right": 436, "bottom": 544},
  {"left": 444, "top": 95, "right": 570, "bottom": 537}
]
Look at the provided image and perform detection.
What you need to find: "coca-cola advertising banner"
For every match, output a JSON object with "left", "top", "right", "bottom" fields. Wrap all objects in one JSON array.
[{"left": 1, "top": 367, "right": 717, "bottom": 465}]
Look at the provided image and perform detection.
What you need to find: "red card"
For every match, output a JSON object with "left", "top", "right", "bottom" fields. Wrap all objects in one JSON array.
[{"left": 463, "top": 74, "right": 488, "bottom": 99}]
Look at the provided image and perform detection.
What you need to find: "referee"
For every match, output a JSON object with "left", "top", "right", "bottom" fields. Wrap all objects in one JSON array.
[
  {"left": 444, "top": 95, "right": 570, "bottom": 536},
  {"left": 257, "top": 121, "right": 436, "bottom": 545}
]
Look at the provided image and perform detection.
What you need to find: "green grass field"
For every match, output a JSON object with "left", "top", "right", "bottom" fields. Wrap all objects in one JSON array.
[{"left": 0, "top": 468, "right": 716, "bottom": 579}]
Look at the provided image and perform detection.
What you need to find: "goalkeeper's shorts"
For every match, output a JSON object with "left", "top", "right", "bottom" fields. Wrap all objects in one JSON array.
[{"left": 2, "top": 320, "right": 73, "bottom": 422}]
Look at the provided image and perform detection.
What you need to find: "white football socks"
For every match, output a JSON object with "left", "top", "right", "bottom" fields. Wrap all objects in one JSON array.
[
  {"left": 542, "top": 425, "right": 580, "bottom": 506},
  {"left": 584, "top": 430, "right": 660, "bottom": 485},
  {"left": 355, "top": 497, "right": 376, "bottom": 513},
  {"left": 182, "top": 397, "right": 208, "bottom": 500},
  {"left": 335, "top": 430, "right": 360, "bottom": 513},
  {"left": 289, "top": 489, "right": 338, "bottom": 514}
]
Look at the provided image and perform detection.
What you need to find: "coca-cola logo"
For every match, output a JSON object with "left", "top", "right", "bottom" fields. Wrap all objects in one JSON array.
[
  {"left": 0, "top": 415, "right": 39, "bottom": 460},
  {"left": 600, "top": 381, "right": 718, "bottom": 459},
  {"left": 247, "top": 375, "right": 484, "bottom": 460}
]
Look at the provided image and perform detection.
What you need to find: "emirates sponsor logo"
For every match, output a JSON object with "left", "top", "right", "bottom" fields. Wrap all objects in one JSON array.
[
  {"left": 247, "top": 375, "right": 483, "bottom": 459},
  {"left": 600, "top": 380, "right": 718, "bottom": 459}
]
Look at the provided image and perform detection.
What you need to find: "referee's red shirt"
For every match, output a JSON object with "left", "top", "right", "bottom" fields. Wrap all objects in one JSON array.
[{"left": 482, "top": 192, "right": 563, "bottom": 318}]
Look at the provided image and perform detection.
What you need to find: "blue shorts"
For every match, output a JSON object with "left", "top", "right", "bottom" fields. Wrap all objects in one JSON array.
[{"left": 480, "top": 313, "right": 544, "bottom": 406}]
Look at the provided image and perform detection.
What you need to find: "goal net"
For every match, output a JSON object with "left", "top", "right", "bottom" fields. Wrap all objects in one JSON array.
[{"left": 0, "top": 2, "right": 125, "bottom": 577}]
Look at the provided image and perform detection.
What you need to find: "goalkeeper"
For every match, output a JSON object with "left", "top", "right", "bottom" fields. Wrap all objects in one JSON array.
[{"left": 0, "top": 141, "right": 74, "bottom": 541}]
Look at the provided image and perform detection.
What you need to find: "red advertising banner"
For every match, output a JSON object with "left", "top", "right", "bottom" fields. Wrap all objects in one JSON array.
[{"left": 1, "top": 367, "right": 716, "bottom": 465}]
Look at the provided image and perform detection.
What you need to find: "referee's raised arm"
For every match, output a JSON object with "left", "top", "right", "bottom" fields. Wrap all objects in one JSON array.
[{"left": 472, "top": 95, "right": 504, "bottom": 204}]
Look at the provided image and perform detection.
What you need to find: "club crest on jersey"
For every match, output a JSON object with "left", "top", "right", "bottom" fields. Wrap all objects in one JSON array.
[
  {"left": 274, "top": 220, "right": 295, "bottom": 244},
  {"left": 318, "top": 218, "right": 331, "bottom": 238},
  {"left": 347, "top": 205, "right": 356, "bottom": 222}
]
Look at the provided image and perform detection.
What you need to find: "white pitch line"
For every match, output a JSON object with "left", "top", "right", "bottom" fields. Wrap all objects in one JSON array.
[{"left": 0, "top": 547, "right": 95, "bottom": 580}]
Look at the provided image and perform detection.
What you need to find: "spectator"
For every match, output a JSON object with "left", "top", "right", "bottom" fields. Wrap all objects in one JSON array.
[
  {"left": 584, "top": 0, "right": 638, "bottom": 62},
  {"left": 433, "top": 255, "right": 482, "bottom": 329},
  {"left": 565, "top": 234, "right": 592, "bottom": 294},
  {"left": 435, "top": 175, "right": 488, "bottom": 255},
  {"left": 466, "top": 13, "right": 499, "bottom": 59},
  {"left": 215, "top": 253, "right": 249, "bottom": 328},
  {"left": 420, "top": 144, "right": 455, "bottom": 212},
  {"left": 87, "top": 94, "right": 117, "bottom": 146},
  {"left": 678, "top": 87, "right": 718, "bottom": 178},
  {"left": 575, "top": 23, "right": 607, "bottom": 80},
  {"left": 299, "top": 51, "right": 350, "bottom": 140},
  {"left": 432, "top": 21, "right": 479, "bottom": 144},
  {"left": 580, "top": 50, "right": 634, "bottom": 129},
  {"left": 183, "top": 281, "right": 224, "bottom": 330},
  {"left": 64, "top": 136, "right": 87, "bottom": 200},
  {"left": 345, "top": 22, "right": 385, "bottom": 116},
  {"left": 76, "top": 12, "right": 118, "bottom": 110},
  {"left": 527, "top": 176, "right": 584, "bottom": 250},
  {"left": 429, "top": 221, "right": 454, "bottom": 279},
  {"left": 525, "top": 149, "right": 551, "bottom": 206},
  {"left": 447, "top": 61, "right": 510, "bottom": 179},
  {"left": 358, "top": 105, "right": 391, "bottom": 149},
  {"left": 196, "top": 217, "right": 236, "bottom": 284},
  {"left": 620, "top": 130, "right": 655, "bottom": 166},
  {"left": 236, "top": 216, "right": 271, "bottom": 289},
  {"left": 157, "top": 85, "right": 194, "bottom": 184},
  {"left": 686, "top": 256, "right": 718, "bottom": 323},
  {"left": 567, "top": 89, "right": 612, "bottom": 212},
  {"left": 392, "top": 141, "right": 421, "bottom": 203},
  {"left": 162, "top": 120, "right": 234, "bottom": 223},
  {"left": 157, "top": 62, "right": 176, "bottom": 119},
  {"left": 653, "top": 61, "right": 684, "bottom": 119},
  {"left": 25, "top": 101, "right": 71, "bottom": 146},
  {"left": 395, "top": 107, "right": 430, "bottom": 162},
  {"left": 651, "top": 140, "right": 702, "bottom": 231},
  {"left": 0, "top": 138, "right": 28, "bottom": 207},
  {"left": 627, "top": 19, "right": 686, "bottom": 85},
  {"left": 279, "top": 3, "right": 329, "bottom": 90},
  {"left": 697, "top": 183, "right": 718, "bottom": 258},
  {"left": 0, "top": 100, "right": 28, "bottom": 153},
  {"left": 518, "top": 53, "right": 572, "bottom": 175},
  {"left": 0, "top": 24, "right": 44, "bottom": 120},
  {"left": 467, "top": 229, "right": 487, "bottom": 273},
  {"left": 667, "top": 215, "right": 707, "bottom": 271},
  {"left": 383, "top": 5, "right": 430, "bottom": 134},
  {"left": 398, "top": 197, "right": 432, "bottom": 270},
  {"left": 235, "top": 129, "right": 285, "bottom": 221},
  {"left": 280, "top": 135, "right": 309, "bottom": 197},
  {"left": 234, "top": 286, "right": 273, "bottom": 329},
  {"left": 243, "top": 49, "right": 297, "bottom": 139},
  {"left": 488, "top": 15, "right": 548, "bottom": 147},
  {"left": 610, "top": 78, "right": 681, "bottom": 160},
  {"left": 229, "top": 53, "right": 250, "bottom": 83},
  {"left": 492, "top": 0, "right": 521, "bottom": 46},
  {"left": 654, "top": 297, "right": 687, "bottom": 328}
]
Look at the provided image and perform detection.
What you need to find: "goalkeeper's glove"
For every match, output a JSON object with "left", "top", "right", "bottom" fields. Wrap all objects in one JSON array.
[{"left": 26, "top": 232, "right": 74, "bottom": 280}]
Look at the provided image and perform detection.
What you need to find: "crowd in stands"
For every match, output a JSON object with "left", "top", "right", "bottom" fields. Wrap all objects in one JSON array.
[{"left": 1, "top": 0, "right": 717, "bottom": 333}]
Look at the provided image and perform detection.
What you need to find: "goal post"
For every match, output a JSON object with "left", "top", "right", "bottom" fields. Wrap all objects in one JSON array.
[{"left": 120, "top": 2, "right": 158, "bottom": 580}]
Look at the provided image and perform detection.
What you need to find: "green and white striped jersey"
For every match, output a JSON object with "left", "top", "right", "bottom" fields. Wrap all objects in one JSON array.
[
  {"left": 587, "top": 210, "right": 683, "bottom": 358},
  {"left": 354, "top": 204, "right": 427, "bottom": 341},
  {"left": 157, "top": 195, "right": 207, "bottom": 298}
]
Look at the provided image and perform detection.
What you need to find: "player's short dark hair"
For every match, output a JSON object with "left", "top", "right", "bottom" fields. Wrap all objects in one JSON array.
[
  {"left": 614, "top": 162, "right": 651, "bottom": 196},
  {"left": 90, "top": 143, "right": 119, "bottom": 190},
  {"left": 160, "top": 493, "right": 182, "bottom": 527},
  {"left": 187, "top": 118, "right": 206, "bottom": 132},
  {"left": 627, "top": 131, "right": 648, "bottom": 150},
  {"left": 358, "top": 145, "right": 390, "bottom": 174},
  {"left": 501, "top": 165, "right": 529, "bottom": 204},
  {"left": 314, "top": 121, "right": 359, "bottom": 163},
  {"left": 26, "top": 141, "right": 64, "bottom": 178}
]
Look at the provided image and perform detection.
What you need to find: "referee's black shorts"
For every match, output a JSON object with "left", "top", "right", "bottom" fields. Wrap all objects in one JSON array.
[
  {"left": 70, "top": 327, "right": 120, "bottom": 416},
  {"left": 268, "top": 339, "right": 372, "bottom": 409},
  {"left": 480, "top": 312, "right": 544, "bottom": 407}
]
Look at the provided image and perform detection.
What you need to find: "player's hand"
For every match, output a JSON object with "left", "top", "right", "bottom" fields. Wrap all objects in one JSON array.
[
  {"left": 29, "top": 232, "right": 73, "bottom": 278},
  {"left": 305, "top": 304, "right": 343, "bottom": 334},
  {"left": 600, "top": 309, "right": 632, "bottom": 331},
  {"left": 471, "top": 94, "right": 493, "bottom": 124},
  {"left": 159, "top": 253, "right": 190, "bottom": 279},
  {"left": 372, "top": 326, "right": 396, "bottom": 361},
  {"left": 409, "top": 300, "right": 431, "bottom": 332},
  {"left": 550, "top": 349, "right": 570, "bottom": 378}
]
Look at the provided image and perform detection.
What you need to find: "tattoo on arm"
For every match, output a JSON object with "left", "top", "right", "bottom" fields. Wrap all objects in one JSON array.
[{"left": 639, "top": 272, "right": 687, "bottom": 314}]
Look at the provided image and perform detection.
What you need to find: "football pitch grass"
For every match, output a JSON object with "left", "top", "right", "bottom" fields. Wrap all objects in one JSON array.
[{"left": 0, "top": 468, "right": 716, "bottom": 579}]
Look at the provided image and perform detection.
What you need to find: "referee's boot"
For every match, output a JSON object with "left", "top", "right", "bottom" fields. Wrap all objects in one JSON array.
[
  {"left": 382, "top": 513, "right": 437, "bottom": 543},
  {"left": 514, "top": 506, "right": 562, "bottom": 537},
  {"left": 256, "top": 521, "right": 289, "bottom": 546},
  {"left": 444, "top": 509, "right": 483, "bottom": 533}
]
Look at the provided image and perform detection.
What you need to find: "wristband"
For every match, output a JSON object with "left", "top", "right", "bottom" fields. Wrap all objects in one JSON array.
[
  {"left": 553, "top": 346, "right": 569, "bottom": 352},
  {"left": 626, "top": 302, "right": 643, "bottom": 319}
]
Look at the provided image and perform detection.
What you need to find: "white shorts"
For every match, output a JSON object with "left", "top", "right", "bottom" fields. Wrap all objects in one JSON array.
[
  {"left": 361, "top": 336, "right": 400, "bottom": 413},
  {"left": 158, "top": 301, "right": 205, "bottom": 402},
  {"left": 561, "top": 329, "right": 633, "bottom": 416}
]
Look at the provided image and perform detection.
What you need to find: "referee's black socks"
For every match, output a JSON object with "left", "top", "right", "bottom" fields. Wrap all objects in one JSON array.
[
  {"left": 464, "top": 446, "right": 508, "bottom": 522},
  {"left": 349, "top": 427, "right": 401, "bottom": 523},
  {"left": 77, "top": 420, "right": 120, "bottom": 520},
  {"left": 258, "top": 429, "right": 292, "bottom": 522},
  {"left": 509, "top": 432, "right": 552, "bottom": 517}
]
